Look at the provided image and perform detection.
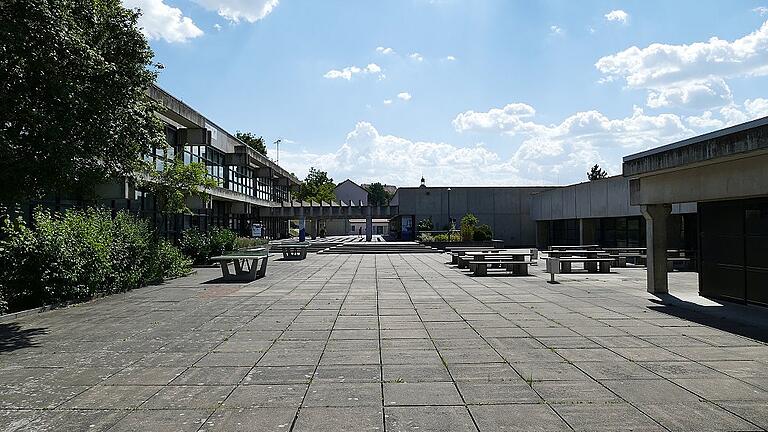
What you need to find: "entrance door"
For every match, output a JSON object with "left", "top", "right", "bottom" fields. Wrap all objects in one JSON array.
[
  {"left": 699, "top": 198, "right": 768, "bottom": 306},
  {"left": 699, "top": 201, "right": 745, "bottom": 302}
]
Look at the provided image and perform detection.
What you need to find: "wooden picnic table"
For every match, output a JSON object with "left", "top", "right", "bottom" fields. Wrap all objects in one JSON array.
[{"left": 211, "top": 248, "right": 268, "bottom": 281}]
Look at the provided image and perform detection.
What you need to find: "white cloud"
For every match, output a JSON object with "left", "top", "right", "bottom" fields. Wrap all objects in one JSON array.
[
  {"left": 193, "top": 0, "right": 278, "bottom": 23},
  {"left": 376, "top": 46, "right": 396, "bottom": 55},
  {"left": 596, "top": 20, "right": 768, "bottom": 109},
  {"left": 213, "top": 23, "right": 222, "bottom": 31},
  {"left": 123, "top": 0, "right": 203, "bottom": 43},
  {"left": 604, "top": 10, "right": 629, "bottom": 24},
  {"left": 397, "top": 92, "right": 412, "bottom": 101},
  {"left": 272, "top": 122, "right": 527, "bottom": 186},
  {"left": 323, "top": 63, "right": 384, "bottom": 81},
  {"left": 383, "top": 99, "right": 393, "bottom": 105},
  {"left": 754, "top": 6, "right": 768, "bottom": 16},
  {"left": 550, "top": 25, "right": 564, "bottom": 36},
  {"left": 453, "top": 102, "right": 699, "bottom": 181},
  {"left": 646, "top": 78, "right": 733, "bottom": 108},
  {"left": 444, "top": 55, "right": 457, "bottom": 61},
  {"left": 409, "top": 52, "right": 424, "bottom": 62}
]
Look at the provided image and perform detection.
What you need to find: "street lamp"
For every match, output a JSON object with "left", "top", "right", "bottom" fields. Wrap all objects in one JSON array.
[{"left": 447, "top": 187, "right": 451, "bottom": 242}]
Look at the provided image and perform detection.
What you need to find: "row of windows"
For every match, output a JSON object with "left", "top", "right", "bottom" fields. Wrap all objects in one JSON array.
[{"left": 145, "top": 125, "right": 291, "bottom": 202}]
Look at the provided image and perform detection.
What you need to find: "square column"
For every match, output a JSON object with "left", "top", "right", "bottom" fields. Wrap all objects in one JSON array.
[
  {"left": 366, "top": 205, "right": 373, "bottom": 242},
  {"left": 641, "top": 204, "right": 672, "bottom": 294}
]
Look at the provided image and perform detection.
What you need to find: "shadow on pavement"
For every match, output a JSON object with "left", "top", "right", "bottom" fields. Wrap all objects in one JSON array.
[
  {"left": 0, "top": 323, "right": 48, "bottom": 352},
  {"left": 648, "top": 294, "right": 768, "bottom": 343}
]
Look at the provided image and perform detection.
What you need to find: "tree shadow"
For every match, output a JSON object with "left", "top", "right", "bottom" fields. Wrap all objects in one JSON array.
[
  {"left": 0, "top": 323, "right": 48, "bottom": 352},
  {"left": 648, "top": 294, "right": 768, "bottom": 343}
]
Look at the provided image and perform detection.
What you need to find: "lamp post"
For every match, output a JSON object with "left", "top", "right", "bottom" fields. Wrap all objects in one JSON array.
[{"left": 447, "top": 187, "right": 451, "bottom": 242}]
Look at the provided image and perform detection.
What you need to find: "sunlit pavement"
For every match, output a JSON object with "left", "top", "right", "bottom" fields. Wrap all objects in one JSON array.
[{"left": 1, "top": 253, "right": 767, "bottom": 431}]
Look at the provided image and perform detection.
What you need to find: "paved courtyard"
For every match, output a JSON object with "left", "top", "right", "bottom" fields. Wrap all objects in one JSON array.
[{"left": 2, "top": 253, "right": 768, "bottom": 431}]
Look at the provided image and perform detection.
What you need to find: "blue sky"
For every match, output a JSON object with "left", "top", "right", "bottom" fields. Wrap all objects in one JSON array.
[{"left": 126, "top": 0, "right": 768, "bottom": 186}]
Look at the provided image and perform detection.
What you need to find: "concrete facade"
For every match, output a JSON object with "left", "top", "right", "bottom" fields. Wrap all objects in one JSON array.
[
  {"left": 530, "top": 176, "right": 695, "bottom": 221},
  {"left": 624, "top": 116, "right": 768, "bottom": 304},
  {"left": 530, "top": 176, "right": 697, "bottom": 249},
  {"left": 392, "top": 186, "right": 550, "bottom": 246},
  {"left": 100, "top": 84, "right": 301, "bottom": 239}
]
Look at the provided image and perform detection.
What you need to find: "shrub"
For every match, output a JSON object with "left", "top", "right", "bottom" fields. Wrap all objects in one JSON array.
[
  {"left": 418, "top": 233, "right": 435, "bottom": 242},
  {"left": 460, "top": 213, "right": 478, "bottom": 241},
  {"left": 0, "top": 208, "right": 190, "bottom": 314},
  {"left": 235, "top": 237, "right": 269, "bottom": 250},
  {"left": 208, "top": 226, "right": 237, "bottom": 257},
  {"left": 417, "top": 217, "right": 434, "bottom": 232},
  {"left": 179, "top": 226, "right": 238, "bottom": 264},
  {"left": 179, "top": 228, "right": 209, "bottom": 265},
  {"left": 473, "top": 224, "right": 493, "bottom": 241},
  {"left": 147, "top": 240, "right": 192, "bottom": 281}
]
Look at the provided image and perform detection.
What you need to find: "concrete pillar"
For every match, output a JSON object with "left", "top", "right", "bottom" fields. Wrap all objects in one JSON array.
[
  {"left": 641, "top": 204, "right": 672, "bottom": 294},
  {"left": 366, "top": 205, "right": 373, "bottom": 242},
  {"left": 299, "top": 207, "right": 306, "bottom": 242}
]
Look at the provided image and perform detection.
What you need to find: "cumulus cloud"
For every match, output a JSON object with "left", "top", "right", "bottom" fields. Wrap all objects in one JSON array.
[
  {"left": 444, "top": 55, "right": 457, "bottom": 61},
  {"left": 596, "top": 20, "right": 768, "bottom": 108},
  {"left": 397, "top": 92, "right": 412, "bottom": 101},
  {"left": 754, "top": 6, "right": 768, "bottom": 16},
  {"left": 123, "top": 0, "right": 203, "bottom": 43},
  {"left": 409, "top": 52, "right": 424, "bottom": 62},
  {"left": 604, "top": 10, "right": 629, "bottom": 24},
  {"left": 383, "top": 99, "right": 393, "bottom": 105},
  {"left": 376, "top": 46, "right": 396, "bottom": 55},
  {"left": 271, "top": 122, "right": 526, "bottom": 186},
  {"left": 550, "top": 25, "right": 564, "bottom": 35},
  {"left": 193, "top": 0, "right": 279, "bottom": 23},
  {"left": 324, "top": 63, "right": 384, "bottom": 81}
]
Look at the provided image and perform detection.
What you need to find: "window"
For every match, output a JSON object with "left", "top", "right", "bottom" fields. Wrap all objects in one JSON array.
[
  {"left": 181, "top": 145, "right": 225, "bottom": 187},
  {"left": 228, "top": 166, "right": 254, "bottom": 196}
]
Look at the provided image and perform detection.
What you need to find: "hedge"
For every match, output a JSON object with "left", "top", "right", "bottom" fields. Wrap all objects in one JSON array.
[{"left": 0, "top": 208, "right": 191, "bottom": 314}]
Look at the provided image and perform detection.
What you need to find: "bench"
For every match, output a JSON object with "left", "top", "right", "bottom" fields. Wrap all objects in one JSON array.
[
  {"left": 545, "top": 257, "right": 613, "bottom": 281},
  {"left": 210, "top": 252, "right": 268, "bottom": 281},
  {"left": 451, "top": 249, "right": 503, "bottom": 265},
  {"left": 280, "top": 243, "right": 309, "bottom": 260},
  {"left": 470, "top": 260, "right": 534, "bottom": 276}
]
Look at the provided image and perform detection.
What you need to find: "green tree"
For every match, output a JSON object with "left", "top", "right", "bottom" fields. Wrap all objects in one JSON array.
[
  {"left": 460, "top": 213, "right": 479, "bottom": 241},
  {"left": 295, "top": 168, "right": 336, "bottom": 202},
  {"left": 235, "top": 131, "right": 267, "bottom": 155},
  {"left": 417, "top": 217, "right": 434, "bottom": 232},
  {"left": 366, "top": 182, "right": 391, "bottom": 206},
  {"left": 587, "top": 164, "right": 608, "bottom": 181},
  {"left": 141, "top": 159, "right": 217, "bottom": 214},
  {"left": 0, "top": 0, "right": 162, "bottom": 202}
]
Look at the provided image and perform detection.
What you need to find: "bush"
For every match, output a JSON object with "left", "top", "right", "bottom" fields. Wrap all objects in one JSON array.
[
  {"left": 147, "top": 240, "right": 192, "bottom": 282},
  {"left": 235, "top": 237, "right": 269, "bottom": 250},
  {"left": 0, "top": 208, "right": 190, "bottom": 314},
  {"left": 460, "top": 213, "right": 478, "bottom": 241},
  {"left": 208, "top": 226, "right": 237, "bottom": 257},
  {"left": 473, "top": 224, "right": 493, "bottom": 241},
  {"left": 417, "top": 217, "right": 434, "bottom": 232},
  {"left": 179, "top": 226, "right": 238, "bottom": 265}
]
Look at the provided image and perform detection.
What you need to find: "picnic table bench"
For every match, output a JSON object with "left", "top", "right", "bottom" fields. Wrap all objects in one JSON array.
[
  {"left": 211, "top": 248, "right": 268, "bottom": 281},
  {"left": 279, "top": 243, "right": 310, "bottom": 260},
  {"left": 450, "top": 248, "right": 505, "bottom": 265},
  {"left": 458, "top": 251, "right": 533, "bottom": 276},
  {"left": 545, "top": 257, "right": 613, "bottom": 282},
  {"left": 470, "top": 259, "right": 535, "bottom": 276}
]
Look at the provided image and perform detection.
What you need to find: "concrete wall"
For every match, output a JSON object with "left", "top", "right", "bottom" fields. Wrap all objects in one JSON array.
[
  {"left": 395, "top": 186, "right": 550, "bottom": 246},
  {"left": 531, "top": 176, "right": 696, "bottom": 220},
  {"left": 629, "top": 152, "right": 768, "bottom": 205}
]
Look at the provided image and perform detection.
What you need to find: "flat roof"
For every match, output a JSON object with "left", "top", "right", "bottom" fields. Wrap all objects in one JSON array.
[{"left": 623, "top": 116, "right": 768, "bottom": 162}]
